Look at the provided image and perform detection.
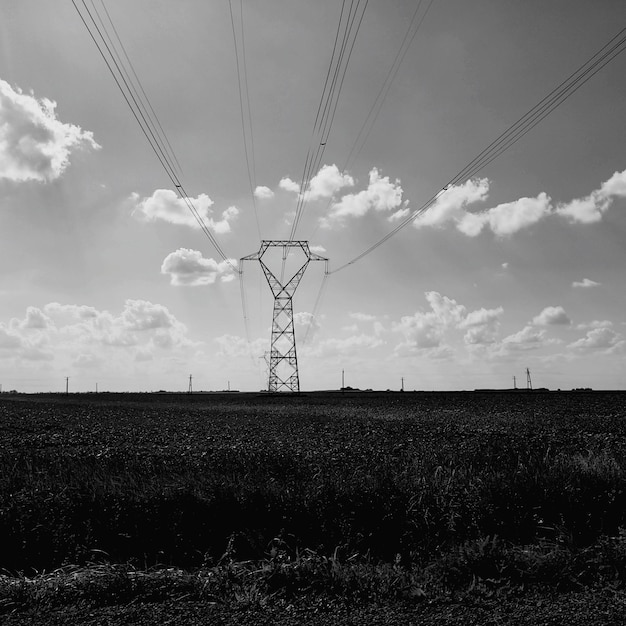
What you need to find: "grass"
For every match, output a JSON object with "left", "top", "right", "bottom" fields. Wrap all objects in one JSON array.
[
  {"left": 3, "top": 534, "right": 626, "bottom": 613},
  {"left": 1, "top": 391, "right": 626, "bottom": 611}
]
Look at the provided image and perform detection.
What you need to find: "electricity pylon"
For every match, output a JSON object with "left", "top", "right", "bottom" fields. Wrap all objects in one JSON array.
[{"left": 241, "top": 241, "right": 327, "bottom": 392}]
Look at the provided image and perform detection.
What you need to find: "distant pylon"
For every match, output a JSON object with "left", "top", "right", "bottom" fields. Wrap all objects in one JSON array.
[
  {"left": 526, "top": 368, "right": 532, "bottom": 390},
  {"left": 513, "top": 375, "right": 517, "bottom": 389},
  {"left": 188, "top": 374, "right": 193, "bottom": 394},
  {"left": 241, "top": 241, "right": 327, "bottom": 392}
]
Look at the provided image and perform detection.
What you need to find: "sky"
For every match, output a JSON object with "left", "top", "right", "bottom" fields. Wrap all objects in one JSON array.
[{"left": 1, "top": 0, "right": 626, "bottom": 393}]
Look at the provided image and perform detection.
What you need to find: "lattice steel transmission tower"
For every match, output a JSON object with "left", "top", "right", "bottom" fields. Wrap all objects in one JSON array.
[{"left": 241, "top": 241, "right": 328, "bottom": 392}]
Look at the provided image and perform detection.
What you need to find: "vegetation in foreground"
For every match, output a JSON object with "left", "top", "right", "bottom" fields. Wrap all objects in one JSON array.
[{"left": 1, "top": 391, "right": 626, "bottom": 613}]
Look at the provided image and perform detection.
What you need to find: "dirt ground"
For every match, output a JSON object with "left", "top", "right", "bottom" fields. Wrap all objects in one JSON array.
[{"left": 4, "top": 590, "right": 626, "bottom": 626}]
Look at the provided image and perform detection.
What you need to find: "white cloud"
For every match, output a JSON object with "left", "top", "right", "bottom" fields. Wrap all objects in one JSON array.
[
  {"left": 393, "top": 291, "right": 503, "bottom": 351},
  {"left": 0, "top": 78, "right": 100, "bottom": 182},
  {"left": 501, "top": 325, "right": 548, "bottom": 349},
  {"left": 350, "top": 312, "right": 376, "bottom": 322},
  {"left": 0, "top": 327, "right": 23, "bottom": 350},
  {"left": 600, "top": 169, "right": 626, "bottom": 197},
  {"left": 132, "top": 189, "right": 239, "bottom": 233},
  {"left": 20, "top": 306, "right": 51, "bottom": 329},
  {"left": 568, "top": 327, "right": 623, "bottom": 352},
  {"left": 458, "top": 306, "right": 504, "bottom": 345},
  {"left": 322, "top": 168, "right": 403, "bottom": 226},
  {"left": 459, "top": 193, "right": 552, "bottom": 237},
  {"left": 120, "top": 300, "right": 178, "bottom": 331},
  {"left": 307, "top": 334, "right": 384, "bottom": 357},
  {"left": 556, "top": 193, "right": 607, "bottom": 224},
  {"left": 426, "top": 292, "right": 467, "bottom": 326},
  {"left": 572, "top": 278, "right": 601, "bottom": 289},
  {"left": 254, "top": 185, "right": 274, "bottom": 200},
  {"left": 279, "top": 177, "right": 300, "bottom": 194},
  {"left": 0, "top": 300, "right": 192, "bottom": 369},
  {"left": 294, "top": 311, "right": 320, "bottom": 333},
  {"left": 414, "top": 178, "right": 489, "bottom": 229},
  {"left": 412, "top": 168, "right": 626, "bottom": 238},
  {"left": 557, "top": 168, "right": 626, "bottom": 224},
  {"left": 576, "top": 320, "right": 612, "bottom": 331},
  {"left": 307, "top": 164, "right": 354, "bottom": 200},
  {"left": 214, "top": 334, "right": 268, "bottom": 358},
  {"left": 309, "top": 244, "right": 327, "bottom": 254},
  {"left": 532, "top": 306, "right": 572, "bottom": 326},
  {"left": 161, "top": 248, "right": 237, "bottom": 286}
]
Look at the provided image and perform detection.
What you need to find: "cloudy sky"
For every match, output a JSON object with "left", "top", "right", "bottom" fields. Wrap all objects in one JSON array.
[{"left": 1, "top": 0, "right": 626, "bottom": 392}]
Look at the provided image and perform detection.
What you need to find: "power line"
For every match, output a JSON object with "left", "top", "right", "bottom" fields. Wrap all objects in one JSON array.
[
  {"left": 344, "top": 0, "right": 435, "bottom": 171},
  {"left": 228, "top": 0, "right": 262, "bottom": 239},
  {"left": 94, "top": 0, "right": 183, "bottom": 177},
  {"left": 302, "top": 270, "right": 329, "bottom": 345},
  {"left": 72, "top": 0, "right": 236, "bottom": 270},
  {"left": 288, "top": 0, "right": 369, "bottom": 242},
  {"left": 308, "top": 0, "right": 435, "bottom": 244},
  {"left": 330, "top": 26, "right": 626, "bottom": 274}
]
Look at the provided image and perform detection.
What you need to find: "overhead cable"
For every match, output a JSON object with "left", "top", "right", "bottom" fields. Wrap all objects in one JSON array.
[
  {"left": 343, "top": 0, "right": 435, "bottom": 171},
  {"left": 72, "top": 0, "right": 236, "bottom": 270},
  {"left": 288, "top": 0, "right": 369, "bottom": 242},
  {"left": 94, "top": 0, "right": 183, "bottom": 177},
  {"left": 228, "top": 0, "right": 262, "bottom": 239},
  {"left": 330, "top": 26, "right": 626, "bottom": 274}
]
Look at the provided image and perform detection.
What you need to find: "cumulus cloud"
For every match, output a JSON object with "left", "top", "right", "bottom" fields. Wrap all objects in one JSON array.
[
  {"left": 350, "top": 312, "right": 376, "bottom": 322},
  {"left": 20, "top": 306, "right": 51, "bottom": 329},
  {"left": 412, "top": 168, "right": 626, "bottom": 238},
  {"left": 568, "top": 326, "right": 626, "bottom": 354},
  {"left": 322, "top": 168, "right": 404, "bottom": 227},
  {"left": 0, "top": 300, "right": 192, "bottom": 369},
  {"left": 532, "top": 306, "right": 572, "bottom": 326},
  {"left": 458, "top": 306, "right": 504, "bottom": 345},
  {"left": 132, "top": 189, "right": 239, "bottom": 233},
  {"left": 569, "top": 327, "right": 624, "bottom": 352},
  {"left": 307, "top": 164, "right": 354, "bottom": 200},
  {"left": 254, "top": 185, "right": 274, "bottom": 200},
  {"left": 307, "top": 334, "right": 384, "bottom": 358},
  {"left": 557, "top": 169, "right": 626, "bottom": 224},
  {"left": 0, "top": 78, "right": 100, "bottom": 182},
  {"left": 572, "top": 278, "right": 601, "bottom": 289},
  {"left": 415, "top": 178, "right": 489, "bottom": 230},
  {"left": 576, "top": 320, "right": 612, "bottom": 331},
  {"left": 459, "top": 193, "right": 552, "bottom": 237},
  {"left": 214, "top": 334, "right": 268, "bottom": 358},
  {"left": 278, "top": 177, "right": 299, "bottom": 194},
  {"left": 161, "top": 248, "right": 237, "bottom": 286},
  {"left": 502, "top": 325, "right": 547, "bottom": 347},
  {"left": 309, "top": 244, "right": 327, "bottom": 254},
  {"left": 393, "top": 291, "right": 503, "bottom": 353}
]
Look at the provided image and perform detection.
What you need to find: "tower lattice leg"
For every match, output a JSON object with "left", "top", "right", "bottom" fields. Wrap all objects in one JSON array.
[{"left": 268, "top": 295, "right": 299, "bottom": 392}]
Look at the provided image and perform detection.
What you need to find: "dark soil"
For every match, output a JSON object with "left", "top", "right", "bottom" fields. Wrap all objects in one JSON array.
[{"left": 4, "top": 590, "right": 626, "bottom": 626}]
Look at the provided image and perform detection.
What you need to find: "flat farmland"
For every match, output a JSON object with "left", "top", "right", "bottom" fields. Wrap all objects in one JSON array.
[{"left": 2, "top": 390, "right": 626, "bottom": 621}]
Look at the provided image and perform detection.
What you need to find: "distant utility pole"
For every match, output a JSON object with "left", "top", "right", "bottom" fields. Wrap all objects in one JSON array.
[
  {"left": 401, "top": 377, "right": 404, "bottom": 392},
  {"left": 96, "top": 382, "right": 98, "bottom": 394},
  {"left": 188, "top": 374, "right": 193, "bottom": 394},
  {"left": 65, "top": 377, "right": 69, "bottom": 395},
  {"left": 513, "top": 375, "right": 517, "bottom": 389},
  {"left": 342, "top": 369, "right": 345, "bottom": 389},
  {"left": 526, "top": 368, "right": 532, "bottom": 390}
]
